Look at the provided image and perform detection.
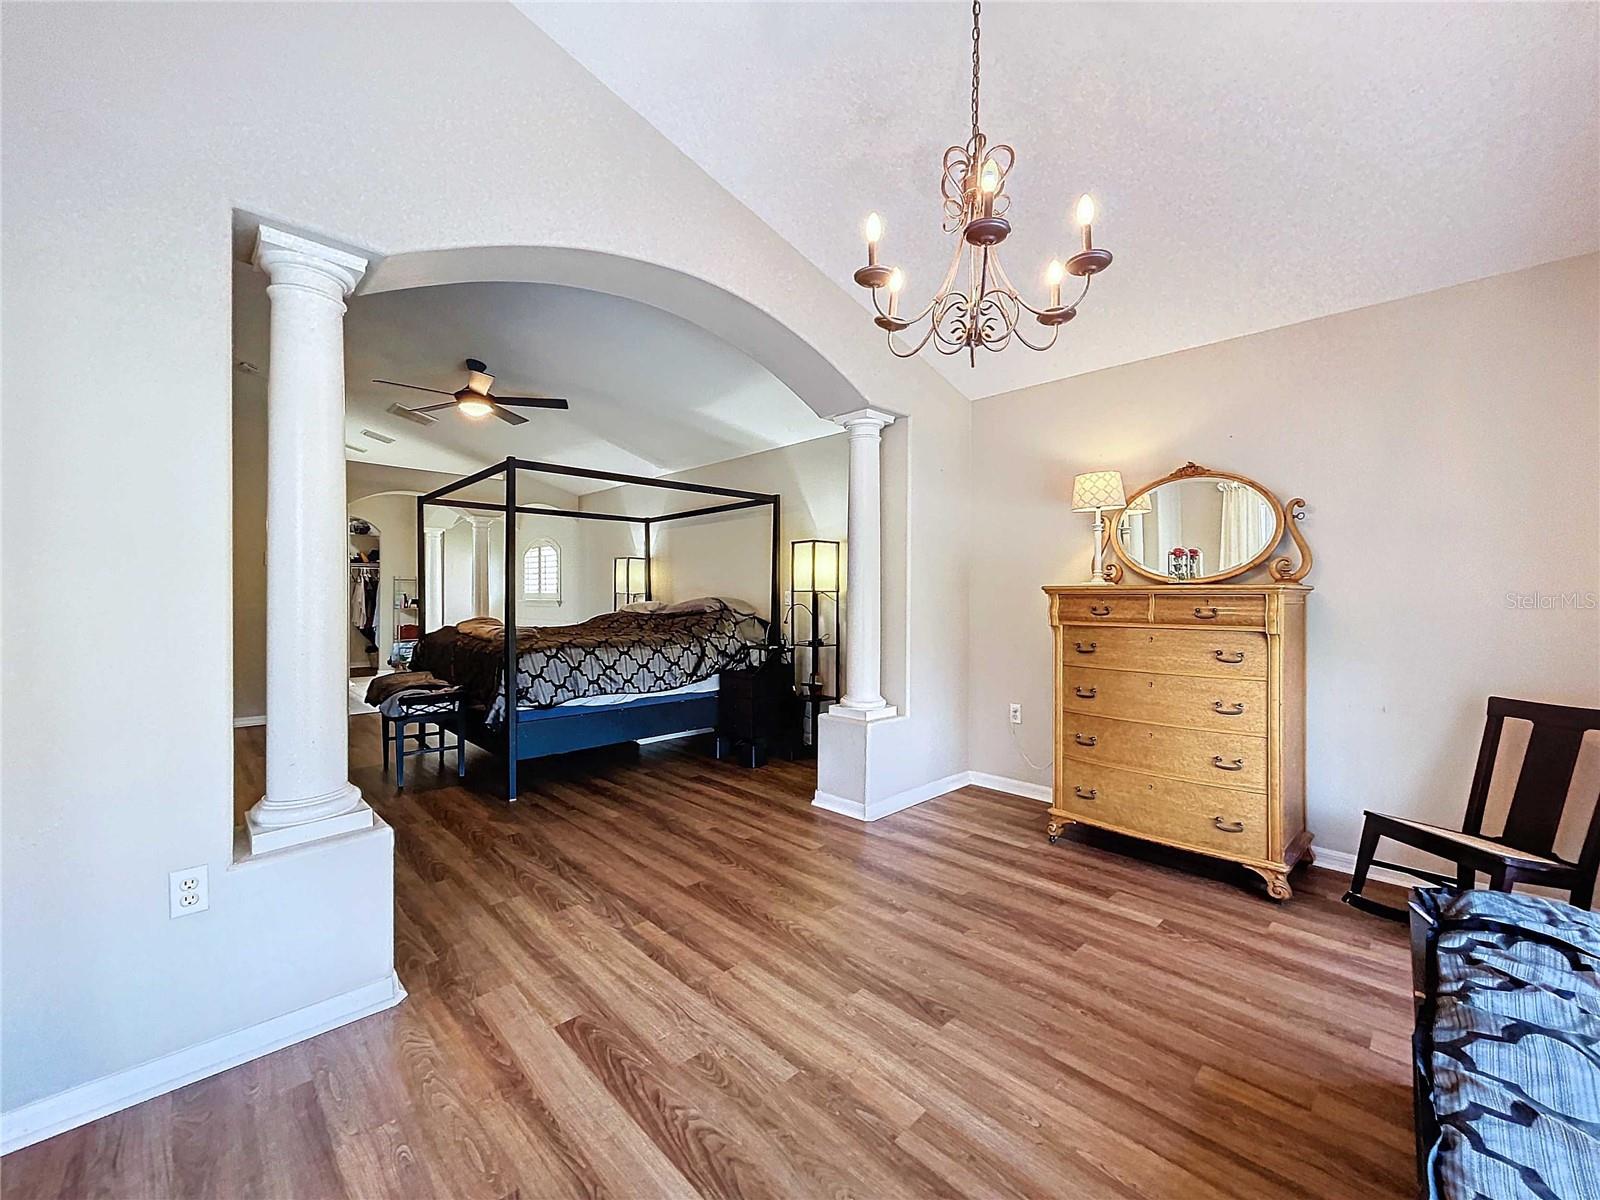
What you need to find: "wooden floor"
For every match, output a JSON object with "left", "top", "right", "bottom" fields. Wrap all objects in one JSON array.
[{"left": 6, "top": 718, "right": 1416, "bottom": 1200}]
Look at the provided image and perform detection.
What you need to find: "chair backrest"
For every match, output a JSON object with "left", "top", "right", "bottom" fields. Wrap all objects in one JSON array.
[{"left": 1462, "top": 696, "right": 1600, "bottom": 869}]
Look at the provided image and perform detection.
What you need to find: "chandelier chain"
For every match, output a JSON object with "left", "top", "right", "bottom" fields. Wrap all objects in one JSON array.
[{"left": 970, "top": 0, "right": 982, "bottom": 142}]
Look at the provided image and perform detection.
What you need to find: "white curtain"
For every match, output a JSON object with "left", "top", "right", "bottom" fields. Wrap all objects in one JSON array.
[{"left": 1218, "top": 482, "right": 1274, "bottom": 569}]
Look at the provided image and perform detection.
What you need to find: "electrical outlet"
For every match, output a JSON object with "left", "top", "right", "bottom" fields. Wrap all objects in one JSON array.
[
  {"left": 1009, "top": 703, "right": 1023, "bottom": 725},
  {"left": 169, "top": 866, "right": 209, "bottom": 918}
]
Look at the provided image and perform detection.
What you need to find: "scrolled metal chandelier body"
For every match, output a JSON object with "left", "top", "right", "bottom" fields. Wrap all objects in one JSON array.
[{"left": 853, "top": 0, "right": 1113, "bottom": 365}]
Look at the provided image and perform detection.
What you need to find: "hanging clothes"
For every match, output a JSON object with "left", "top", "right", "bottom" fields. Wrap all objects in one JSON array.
[{"left": 351, "top": 569, "right": 379, "bottom": 653}]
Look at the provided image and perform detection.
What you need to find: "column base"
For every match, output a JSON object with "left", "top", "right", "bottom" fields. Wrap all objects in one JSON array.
[
  {"left": 247, "top": 783, "right": 373, "bottom": 854},
  {"left": 827, "top": 701, "right": 898, "bottom": 722}
]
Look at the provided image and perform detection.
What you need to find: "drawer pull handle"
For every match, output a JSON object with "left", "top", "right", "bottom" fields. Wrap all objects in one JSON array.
[
  {"left": 1075, "top": 786, "right": 1098, "bottom": 800},
  {"left": 1213, "top": 650, "right": 1245, "bottom": 664},
  {"left": 1193, "top": 606, "right": 1220, "bottom": 619},
  {"left": 1088, "top": 604, "right": 1112, "bottom": 617},
  {"left": 1213, "top": 816, "right": 1246, "bottom": 834},
  {"left": 1212, "top": 756, "right": 1245, "bottom": 771},
  {"left": 1212, "top": 701, "right": 1246, "bottom": 716},
  {"left": 1074, "top": 734, "right": 1098, "bottom": 747},
  {"left": 1074, "top": 641, "right": 1097, "bottom": 654},
  {"left": 1074, "top": 686, "right": 1098, "bottom": 699}
]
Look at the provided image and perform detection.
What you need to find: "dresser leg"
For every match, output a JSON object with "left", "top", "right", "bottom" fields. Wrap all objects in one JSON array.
[
  {"left": 1246, "top": 865, "right": 1293, "bottom": 901},
  {"left": 1046, "top": 818, "right": 1073, "bottom": 845}
]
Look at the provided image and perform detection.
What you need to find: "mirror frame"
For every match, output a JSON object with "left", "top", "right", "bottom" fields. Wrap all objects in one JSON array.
[{"left": 1109, "top": 462, "right": 1292, "bottom": 585}]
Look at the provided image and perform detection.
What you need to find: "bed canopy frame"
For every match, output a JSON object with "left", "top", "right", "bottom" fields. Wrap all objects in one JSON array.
[{"left": 415, "top": 457, "right": 781, "bottom": 798}]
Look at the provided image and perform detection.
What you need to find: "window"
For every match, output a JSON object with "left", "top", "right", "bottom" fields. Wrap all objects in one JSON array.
[{"left": 522, "top": 540, "right": 560, "bottom": 603}]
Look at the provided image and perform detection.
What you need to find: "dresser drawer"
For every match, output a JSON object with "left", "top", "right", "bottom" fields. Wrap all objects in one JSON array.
[
  {"left": 1152, "top": 593, "right": 1266, "bottom": 628},
  {"left": 1060, "top": 713, "right": 1267, "bottom": 791},
  {"left": 1056, "top": 761, "right": 1269, "bottom": 860},
  {"left": 1054, "top": 593, "right": 1150, "bottom": 625},
  {"left": 1060, "top": 625, "right": 1268, "bottom": 679},
  {"left": 1061, "top": 667, "right": 1267, "bottom": 736}
]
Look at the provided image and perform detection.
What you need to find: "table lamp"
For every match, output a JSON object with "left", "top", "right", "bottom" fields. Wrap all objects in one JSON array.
[{"left": 1071, "top": 470, "right": 1127, "bottom": 584}]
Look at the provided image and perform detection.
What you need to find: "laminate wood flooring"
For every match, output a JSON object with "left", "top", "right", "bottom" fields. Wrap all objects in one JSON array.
[{"left": 5, "top": 717, "right": 1415, "bottom": 1199}]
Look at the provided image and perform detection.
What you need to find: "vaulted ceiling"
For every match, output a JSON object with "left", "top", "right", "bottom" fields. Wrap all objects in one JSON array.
[
  {"left": 233, "top": 269, "right": 838, "bottom": 487},
  {"left": 521, "top": 0, "right": 1599, "bottom": 401}
]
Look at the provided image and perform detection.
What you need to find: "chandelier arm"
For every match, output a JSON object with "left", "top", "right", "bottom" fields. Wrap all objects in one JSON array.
[
  {"left": 1011, "top": 322, "right": 1061, "bottom": 352},
  {"left": 887, "top": 323, "right": 940, "bottom": 359},
  {"left": 870, "top": 285, "right": 941, "bottom": 327}
]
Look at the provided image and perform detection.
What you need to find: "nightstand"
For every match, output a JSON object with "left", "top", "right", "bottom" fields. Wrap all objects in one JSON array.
[{"left": 714, "top": 653, "right": 796, "bottom": 767}]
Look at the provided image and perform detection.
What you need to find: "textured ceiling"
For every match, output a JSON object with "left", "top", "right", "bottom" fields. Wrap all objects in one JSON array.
[
  {"left": 521, "top": 1, "right": 1600, "bottom": 400},
  {"left": 233, "top": 270, "right": 837, "bottom": 487}
]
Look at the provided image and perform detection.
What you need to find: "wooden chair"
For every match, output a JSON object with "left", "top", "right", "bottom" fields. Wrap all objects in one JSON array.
[{"left": 1343, "top": 697, "right": 1600, "bottom": 920}]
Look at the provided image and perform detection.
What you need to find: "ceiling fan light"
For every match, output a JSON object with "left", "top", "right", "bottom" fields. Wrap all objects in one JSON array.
[{"left": 457, "top": 397, "right": 494, "bottom": 419}]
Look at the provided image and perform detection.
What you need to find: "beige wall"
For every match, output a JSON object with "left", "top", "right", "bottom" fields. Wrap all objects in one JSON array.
[
  {"left": 581, "top": 434, "right": 847, "bottom": 682},
  {"left": 969, "top": 253, "right": 1600, "bottom": 857}
]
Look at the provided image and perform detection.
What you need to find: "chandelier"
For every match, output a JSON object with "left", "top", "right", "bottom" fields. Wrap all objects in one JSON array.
[{"left": 852, "top": 0, "right": 1113, "bottom": 364}]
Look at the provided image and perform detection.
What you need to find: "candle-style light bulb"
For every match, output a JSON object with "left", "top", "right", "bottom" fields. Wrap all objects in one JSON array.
[
  {"left": 979, "top": 160, "right": 1000, "bottom": 218},
  {"left": 1075, "top": 193, "right": 1096, "bottom": 252},
  {"left": 863, "top": 212, "right": 883, "bottom": 267},
  {"left": 1046, "top": 259, "right": 1065, "bottom": 308},
  {"left": 887, "top": 267, "right": 904, "bottom": 317}
]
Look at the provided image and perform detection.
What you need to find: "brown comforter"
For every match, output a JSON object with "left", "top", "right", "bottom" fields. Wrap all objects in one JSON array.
[{"left": 411, "top": 604, "right": 758, "bottom": 727}]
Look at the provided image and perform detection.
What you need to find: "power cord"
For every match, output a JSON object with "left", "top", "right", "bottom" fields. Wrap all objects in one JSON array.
[{"left": 1009, "top": 718, "right": 1052, "bottom": 772}]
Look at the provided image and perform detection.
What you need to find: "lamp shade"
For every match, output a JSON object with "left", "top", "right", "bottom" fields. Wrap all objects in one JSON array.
[
  {"left": 791, "top": 539, "right": 840, "bottom": 593},
  {"left": 1125, "top": 492, "right": 1152, "bottom": 515},
  {"left": 613, "top": 556, "right": 646, "bottom": 594},
  {"left": 1071, "top": 470, "right": 1127, "bottom": 513}
]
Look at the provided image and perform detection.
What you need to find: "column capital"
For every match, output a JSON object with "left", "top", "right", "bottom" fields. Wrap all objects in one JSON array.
[
  {"left": 464, "top": 513, "right": 501, "bottom": 530},
  {"left": 832, "top": 408, "right": 898, "bottom": 437},
  {"left": 252, "top": 225, "right": 368, "bottom": 303}
]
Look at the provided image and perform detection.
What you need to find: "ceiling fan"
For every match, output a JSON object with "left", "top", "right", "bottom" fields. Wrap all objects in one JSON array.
[{"left": 375, "top": 359, "right": 568, "bottom": 427}]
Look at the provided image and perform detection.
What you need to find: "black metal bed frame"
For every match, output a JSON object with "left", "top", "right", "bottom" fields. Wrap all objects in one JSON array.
[{"left": 416, "top": 457, "right": 781, "bottom": 799}]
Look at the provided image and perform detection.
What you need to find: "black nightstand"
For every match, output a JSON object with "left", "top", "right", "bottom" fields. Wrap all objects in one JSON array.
[{"left": 714, "top": 652, "right": 796, "bottom": 768}]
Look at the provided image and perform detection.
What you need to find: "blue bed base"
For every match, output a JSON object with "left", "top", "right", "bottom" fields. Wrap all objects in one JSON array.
[{"left": 467, "top": 691, "right": 720, "bottom": 798}]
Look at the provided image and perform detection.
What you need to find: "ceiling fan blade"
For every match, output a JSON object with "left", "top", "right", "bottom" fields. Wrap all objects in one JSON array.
[
  {"left": 409, "top": 401, "right": 458, "bottom": 414},
  {"left": 491, "top": 396, "right": 569, "bottom": 410},
  {"left": 373, "top": 379, "right": 454, "bottom": 396},
  {"left": 386, "top": 402, "right": 438, "bottom": 426},
  {"left": 490, "top": 404, "right": 529, "bottom": 426}
]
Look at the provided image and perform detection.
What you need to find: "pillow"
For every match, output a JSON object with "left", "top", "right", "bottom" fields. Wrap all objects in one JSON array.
[
  {"left": 660, "top": 597, "right": 724, "bottom": 614},
  {"left": 620, "top": 600, "right": 668, "bottom": 614}
]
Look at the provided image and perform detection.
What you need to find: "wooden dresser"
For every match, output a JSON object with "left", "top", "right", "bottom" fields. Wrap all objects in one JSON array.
[{"left": 1042, "top": 583, "right": 1312, "bottom": 898}]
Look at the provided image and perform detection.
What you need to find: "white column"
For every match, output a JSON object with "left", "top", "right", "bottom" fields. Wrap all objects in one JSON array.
[
  {"left": 423, "top": 527, "right": 445, "bottom": 630},
  {"left": 831, "top": 408, "right": 897, "bottom": 720},
  {"left": 467, "top": 515, "right": 496, "bottom": 617},
  {"left": 247, "top": 226, "right": 375, "bottom": 855}
]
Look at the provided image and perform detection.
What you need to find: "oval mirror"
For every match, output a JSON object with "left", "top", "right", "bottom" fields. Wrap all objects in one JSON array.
[{"left": 1111, "top": 465, "right": 1285, "bottom": 584}]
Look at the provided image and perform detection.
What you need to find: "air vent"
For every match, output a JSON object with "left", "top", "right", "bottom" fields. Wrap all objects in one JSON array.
[
  {"left": 386, "top": 402, "right": 437, "bottom": 427},
  {"left": 360, "top": 428, "right": 396, "bottom": 445},
  {"left": 344, "top": 443, "right": 368, "bottom": 454}
]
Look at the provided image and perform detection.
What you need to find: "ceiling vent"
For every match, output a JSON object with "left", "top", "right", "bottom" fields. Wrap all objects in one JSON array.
[
  {"left": 386, "top": 402, "right": 438, "bottom": 427},
  {"left": 360, "top": 428, "right": 396, "bottom": 444},
  {"left": 344, "top": 443, "right": 368, "bottom": 455}
]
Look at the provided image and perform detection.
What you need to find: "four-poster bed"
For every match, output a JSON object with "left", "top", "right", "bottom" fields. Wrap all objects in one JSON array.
[{"left": 415, "top": 457, "right": 782, "bottom": 799}]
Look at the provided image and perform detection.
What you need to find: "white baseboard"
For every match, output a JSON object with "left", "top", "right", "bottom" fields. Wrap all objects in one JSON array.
[
  {"left": 966, "top": 771, "right": 1052, "bottom": 803},
  {"left": 232, "top": 714, "right": 266, "bottom": 729},
  {"left": 813, "top": 770, "right": 972, "bottom": 822},
  {"left": 1303, "top": 846, "right": 1416, "bottom": 887},
  {"left": 0, "top": 972, "right": 405, "bottom": 1155}
]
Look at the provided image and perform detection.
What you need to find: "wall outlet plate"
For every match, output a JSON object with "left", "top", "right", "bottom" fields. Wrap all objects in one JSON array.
[
  {"left": 1009, "top": 703, "right": 1023, "bottom": 725},
  {"left": 169, "top": 865, "right": 209, "bottom": 918}
]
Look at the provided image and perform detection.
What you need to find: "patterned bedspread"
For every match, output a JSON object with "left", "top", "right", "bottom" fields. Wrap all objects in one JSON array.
[
  {"left": 1420, "top": 889, "right": 1600, "bottom": 1200},
  {"left": 412, "top": 604, "right": 758, "bottom": 727}
]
